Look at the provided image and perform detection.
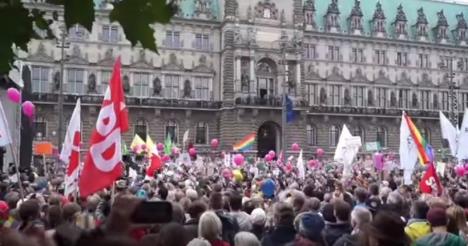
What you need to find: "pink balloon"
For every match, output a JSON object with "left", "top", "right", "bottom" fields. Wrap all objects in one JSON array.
[
  {"left": 291, "top": 143, "right": 300, "bottom": 151},
  {"left": 161, "top": 155, "right": 170, "bottom": 163},
  {"left": 316, "top": 148, "right": 324, "bottom": 157},
  {"left": 222, "top": 168, "right": 233, "bottom": 179},
  {"left": 172, "top": 146, "right": 180, "bottom": 155},
  {"left": 211, "top": 139, "right": 219, "bottom": 149},
  {"left": 233, "top": 154, "right": 245, "bottom": 166},
  {"left": 268, "top": 150, "right": 276, "bottom": 158},
  {"left": 308, "top": 159, "right": 318, "bottom": 168},
  {"left": 189, "top": 147, "right": 197, "bottom": 156},
  {"left": 455, "top": 165, "right": 465, "bottom": 177},
  {"left": 140, "top": 144, "right": 147, "bottom": 150},
  {"left": 157, "top": 143, "right": 164, "bottom": 151},
  {"left": 7, "top": 88, "right": 21, "bottom": 104},
  {"left": 264, "top": 154, "right": 273, "bottom": 162},
  {"left": 22, "top": 101, "right": 35, "bottom": 118}
]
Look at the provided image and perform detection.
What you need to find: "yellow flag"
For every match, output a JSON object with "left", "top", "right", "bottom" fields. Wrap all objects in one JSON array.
[
  {"left": 130, "top": 134, "right": 145, "bottom": 150},
  {"left": 146, "top": 135, "right": 156, "bottom": 156}
]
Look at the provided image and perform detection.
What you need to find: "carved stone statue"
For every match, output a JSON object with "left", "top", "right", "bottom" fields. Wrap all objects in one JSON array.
[
  {"left": 367, "top": 90, "right": 374, "bottom": 106},
  {"left": 88, "top": 73, "right": 96, "bottom": 93},
  {"left": 344, "top": 89, "right": 351, "bottom": 105},
  {"left": 247, "top": 27, "right": 256, "bottom": 45},
  {"left": 53, "top": 71, "right": 60, "bottom": 91},
  {"left": 183, "top": 80, "right": 192, "bottom": 98},
  {"left": 123, "top": 75, "right": 130, "bottom": 93},
  {"left": 412, "top": 93, "right": 418, "bottom": 107},
  {"left": 241, "top": 73, "right": 249, "bottom": 92},
  {"left": 280, "top": 9, "right": 285, "bottom": 25},
  {"left": 390, "top": 92, "right": 397, "bottom": 107},
  {"left": 319, "top": 87, "right": 327, "bottom": 104},
  {"left": 153, "top": 78, "right": 162, "bottom": 96}
]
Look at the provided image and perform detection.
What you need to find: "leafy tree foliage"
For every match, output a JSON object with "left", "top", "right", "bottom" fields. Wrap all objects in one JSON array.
[{"left": 0, "top": 0, "right": 176, "bottom": 74}]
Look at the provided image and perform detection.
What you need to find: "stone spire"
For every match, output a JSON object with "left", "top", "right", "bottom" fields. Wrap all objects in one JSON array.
[
  {"left": 393, "top": 4, "right": 407, "bottom": 37},
  {"left": 324, "top": 0, "right": 340, "bottom": 32},
  {"left": 348, "top": 0, "right": 363, "bottom": 33},
  {"left": 433, "top": 10, "right": 449, "bottom": 42},
  {"left": 453, "top": 12, "right": 467, "bottom": 44},
  {"left": 303, "top": 0, "right": 316, "bottom": 30},
  {"left": 371, "top": 2, "right": 386, "bottom": 36}
]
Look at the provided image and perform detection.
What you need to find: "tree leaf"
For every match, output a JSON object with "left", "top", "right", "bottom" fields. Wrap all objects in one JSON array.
[
  {"left": 64, "top": 0, "right": 94, "bottom": 32},
  {"left": 0, "top": 1, "right": 34, "bottom": 74},
  {"left": 110, "top": 0, "right": 176, "bottom": 52}
]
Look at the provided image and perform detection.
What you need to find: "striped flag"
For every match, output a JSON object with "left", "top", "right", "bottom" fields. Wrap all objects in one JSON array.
[{"left": 404, "top": 112, "right": 431, "bottom": 165}]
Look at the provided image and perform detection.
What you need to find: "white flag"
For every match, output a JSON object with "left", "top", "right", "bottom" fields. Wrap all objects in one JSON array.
[
  {"left": 399, "top": 112, "right": 418, "bottom": 185},
  {"left": 297, "top": 149, "right": 305, "bottom": 180},
  {"left": 0, "top": 101, "right": 12, "bottom": 147},
  {"left": 334, "top": 125, "right": 361, "bottom": 178},
  {"left": 457, "top": 109, "right": 468, "bottom": 160},
  {"left": 60, "top": 99, "right": 81, "bottom": 196},
  {"left": 182, "top": 130, "right": 190, "bottom": 146},
  {"left": 439, "top": 111, "right": 458, "bottom": 156}
]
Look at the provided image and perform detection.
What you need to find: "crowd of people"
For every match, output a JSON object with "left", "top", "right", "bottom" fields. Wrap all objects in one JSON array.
[{"left": 0, "top": 153, "right": 467, "bottom": 246}]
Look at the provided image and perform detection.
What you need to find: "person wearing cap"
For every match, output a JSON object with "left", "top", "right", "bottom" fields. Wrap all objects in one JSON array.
[
  {"left": 289, "top": 212, "right": 326, "bottom": 246},
  {"left": 250, "top": 208, "right": 266, "bottom": 240},
  {"left": 405, "top": 200, "right": 431, "bottom": 242},
  {"left": 414, "top": 207, "right": 466, "bottom": 246}
]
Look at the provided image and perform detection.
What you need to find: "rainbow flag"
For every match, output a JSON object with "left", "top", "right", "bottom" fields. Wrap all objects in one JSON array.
[
  {"left": 233, "top": 132, "right": 256, "bottom": 152},
  {"left": 404, "top": 113, "right": 431, "bottom": 165}
]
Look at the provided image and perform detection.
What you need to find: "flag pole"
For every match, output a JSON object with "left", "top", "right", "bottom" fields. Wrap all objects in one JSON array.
[{"left": 8, "top": 143, "right": 24, "bottom": 200}]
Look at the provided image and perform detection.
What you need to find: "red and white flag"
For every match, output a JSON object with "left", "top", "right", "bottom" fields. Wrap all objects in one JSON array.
[
  {"left": 145, "top": 135, "right": 162, "bottom": 179},
  {"left": 60, "top": 99, "right": 81, "bottom": 196},
  {"left": 419, "top": 163, "right": 443, "bottom": 196},
  {"left": 79, "top": 58, "right": 129, "bottom": 197}
]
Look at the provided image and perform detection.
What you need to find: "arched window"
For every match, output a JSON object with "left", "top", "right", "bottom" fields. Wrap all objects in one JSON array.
[
  {"left": 134, "top": 119, "right": 147, "bottom": 141},
  {"left": 195, "top": 122, "right": 208, "bottom": 145},
  {"left": 376, "top": 126, "right": 387, "bottom": 147},
  {"left": 256, "top": 59, "right": 276, "bottom": 99},
  {"left": 329, "top": 125, "right": 340, "bottom": 147},
  {"left": 165, "top": 120, "right": 178, "bottom": 144},
  {"left": 34, "top": 117, "right": 47, "bottom": 140},
  {"left": 353, "top": 127, "right": 365, "bottom": 142},
  {"left": 306, "top": 124, "right": 316, "bottom": 146}
]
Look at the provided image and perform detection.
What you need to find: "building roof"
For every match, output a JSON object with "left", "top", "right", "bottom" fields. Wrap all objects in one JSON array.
[{"left": 312, "top": 0, "right": 468, "bottom": 37}]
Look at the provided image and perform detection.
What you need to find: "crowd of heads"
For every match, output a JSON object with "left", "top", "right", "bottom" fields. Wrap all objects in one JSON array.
[{"left": 0, "top": 153, "right": 467, "bottom": 246}]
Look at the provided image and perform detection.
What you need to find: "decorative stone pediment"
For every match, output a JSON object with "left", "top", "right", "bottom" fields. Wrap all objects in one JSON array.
[
  {"left": 397, "top": 71, "right": 413, "bottom": 86},
  {"left": 414, "top": 8, "right": 429, "bottom": 40},
  {"left": 162, "top": 53, "right": 184, "bottom": 71},
  {"left": 326, "top": 67, "right": 346, "bottom": 82},
  {"left": 393, "top": 4, "right": 408, "bottom": 38},
  {"left": 192, "top": 55, "right": 214, "bottom": 73},
  {"left": 370, "top": 2, "right": 386, "bottom": 37},
  {"left": 28, "top": 43, "right": 54, "bottom": 62},
  {"left": 419, "top": 73, "right": 434, "bottom": 87},
  {"left": 350, "top": 68, "right": 369, "bottom": 83},
  {"left": 453, "top": 13, "right": 467, "bottom": 44},
  {"left": 98, "top": 48, "right": 114, "bottom": 66},
  {"left": 348, "top": 0, "right": 363, "bottom": 34},
  {"left": 324, "top": 0, "right": 340, "bottom": 32},
  {"left": 255, "top": 0, "right": 278, "bottom": 20},
  {"left": 130, "top": 50, "right": 152, "bottom": 69},
  {"left": 305, "top": 64, "right": 322, "bottom": 80},
  {"left": 194, "top": 0, "right": 214, "bottom": 20},
  {"left": 433, "top": 10, "right": 449, "bottom": 42},
  {"left": 303, "top": 0, "right": 316, "bottom": 30},
  {"left": 68, "top": 45, "right": 88, "bottom": 65},
  {"left": 374, "top": 70, "right": 393, "bottom": 85}
]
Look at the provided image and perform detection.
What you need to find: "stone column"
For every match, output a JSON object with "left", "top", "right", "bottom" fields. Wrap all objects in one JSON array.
[
  {"left": 296, "top": 61, "right": 301, "bottom": 97},
  {"left": 284, "top": 62, "right": 289, "bottom": 95},
  {"left": 249, "top": 51, "right": 256, "bottom": 95}
]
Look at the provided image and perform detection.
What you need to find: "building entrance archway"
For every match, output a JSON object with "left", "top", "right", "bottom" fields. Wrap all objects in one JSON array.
[{"left": 257, "top": 121, "right": 281, "bottom": 157}]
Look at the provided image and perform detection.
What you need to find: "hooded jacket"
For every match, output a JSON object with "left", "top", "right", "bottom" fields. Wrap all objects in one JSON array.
[
  {"left": 414, "top": 232, "right": 466, "bottom": 246},
  {"left": 405, "top": 219, "right": 431, "bottom": 242}
]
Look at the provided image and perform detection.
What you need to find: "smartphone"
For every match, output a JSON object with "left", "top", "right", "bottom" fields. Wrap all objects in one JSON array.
[{"left": 131, "top": 201, "right": 173, "bottom": 224}]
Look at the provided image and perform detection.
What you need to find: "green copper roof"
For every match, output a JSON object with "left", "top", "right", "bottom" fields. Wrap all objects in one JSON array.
[{"left": 310, "top": 0, "right": 468, "bottom": 39}]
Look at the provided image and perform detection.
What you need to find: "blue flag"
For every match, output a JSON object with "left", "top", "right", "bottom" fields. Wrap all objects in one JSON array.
[{"left": 286, "top": 96, "right": 295, "bottom": 123}]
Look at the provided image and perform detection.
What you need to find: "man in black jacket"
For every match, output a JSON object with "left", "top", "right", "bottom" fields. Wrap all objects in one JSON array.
[{"left": 323, "top": 200, "right": 352, "bottom": 246}]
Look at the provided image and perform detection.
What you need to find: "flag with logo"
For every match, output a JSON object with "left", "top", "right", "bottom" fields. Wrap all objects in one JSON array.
[
  {"left": 419, "top": 163, "right": 443, "bottom": 196},
  {"left": 400, "top": 112, "right": 419, "bottom": 184},
  {"left": 439, "top": 111, "right": 458, "bottom": 157},
  {"left": 0, "top": 100, "right": 12, "bottom": 147},
  {"left": 60, "top": 99, "right": 81, "bottom": 196},
  {"left": 79, "top": 58, "right": 129, "bottom": 197}
]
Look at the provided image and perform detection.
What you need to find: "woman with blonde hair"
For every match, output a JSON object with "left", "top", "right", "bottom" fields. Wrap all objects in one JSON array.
[
  {"left": 447, "top": 205, "right": 468, "bottom": 242},
  {"left": 198, "top": 211, "right": 230, "bottom": 246}
]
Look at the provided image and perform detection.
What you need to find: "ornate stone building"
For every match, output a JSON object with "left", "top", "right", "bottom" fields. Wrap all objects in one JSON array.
[{"left": 21, "top": 0, "right": 468, "bottom": 157}]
